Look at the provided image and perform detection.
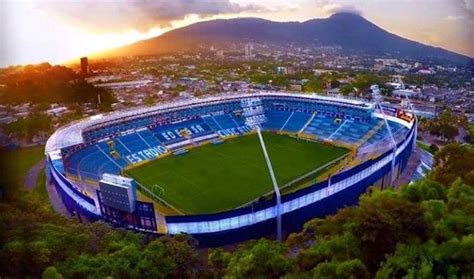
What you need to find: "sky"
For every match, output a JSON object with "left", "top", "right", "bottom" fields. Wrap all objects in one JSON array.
[{"left": 1, "top": 0, "right": 473, "bottom": 67}]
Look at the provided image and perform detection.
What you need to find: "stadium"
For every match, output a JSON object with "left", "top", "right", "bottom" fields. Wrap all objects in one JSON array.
[{"left": 45, "top": 92, "right": 416, "bottom": 246}]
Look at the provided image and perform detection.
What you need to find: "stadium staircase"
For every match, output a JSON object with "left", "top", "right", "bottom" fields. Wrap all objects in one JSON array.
[
  {"left": 298, "top": 112, "right": 316, "bottom": 134},
  {"left": 354, "top": 120, "right": 385, "bottom": 148},
  {"left": 279, "top": 111, "right": 294, "bottom": 131}
]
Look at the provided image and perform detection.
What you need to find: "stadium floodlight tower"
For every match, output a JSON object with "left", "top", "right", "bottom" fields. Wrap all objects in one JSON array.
[
  {"left": 371, "top": 85, "right": 397, "bottom": 187},
  {"left": 403, "top": 94, "right": 418, "bottom": 152},
  {"left": 241, "top": 98, "right": 282, "bottom": 242}
]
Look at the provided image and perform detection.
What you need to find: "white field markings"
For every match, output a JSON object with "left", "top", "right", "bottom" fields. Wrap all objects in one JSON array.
[
  {"left": 266, "top": 138, "right": 339, "bottom": 176},
  {"left": 132, "top": 174, "right": 185, "bottom": 214},
  {"left": 136, "top": 137, "right": 272, "bottom": 211},
  {"left": 237, "top": 151, "right": 349, "bottom": 209}
]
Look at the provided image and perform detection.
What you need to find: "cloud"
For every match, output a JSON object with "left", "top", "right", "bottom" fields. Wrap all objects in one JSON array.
[
  {"left": 450, "top": 0, "right": 474, "bottom": 22},
  {"left": 312, "top": 0, "right": 362, "bottom": 17},
  {"left": 443, "top": 15, "right": 464, "bottom": 21},
  {"left": 41, "top": 0, "right": 268, "bottom": 33},
  {"left": 324, "top": 4, "right": 361, "bottom": 16}
]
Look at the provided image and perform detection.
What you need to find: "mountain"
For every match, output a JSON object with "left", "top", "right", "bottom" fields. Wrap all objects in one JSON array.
[{"left": 101, "top": 13, "right": 472, "bottom": 65}]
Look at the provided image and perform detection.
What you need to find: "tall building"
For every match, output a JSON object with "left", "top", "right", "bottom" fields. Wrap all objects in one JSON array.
[
  {"left": 244, "top": 43, "right": 253, "bottom": 57},
  {"left": 80, "top": 57, "right": 89, "bottom": 75}
]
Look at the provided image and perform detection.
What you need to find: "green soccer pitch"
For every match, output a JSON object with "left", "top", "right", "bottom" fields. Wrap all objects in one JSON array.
[{"left": 126, "top": 132, "right": 349, "bottom": 214}]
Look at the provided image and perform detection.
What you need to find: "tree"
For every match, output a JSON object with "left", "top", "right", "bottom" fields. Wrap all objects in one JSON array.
[
  {"left": 458, "top": 113, "right": 468, "bottom": 129},
  {"left": 42, "top": 266, "right": 63, "bottom": 279},
  {"left": 303, "top": 77, "right": 324, "bottom": 92},
  {"left": 340, "top": 84, "right": 355, "bottom": 96},
  {"left": 208, "top": 248, "right": 231, "bottom": 278},
  {"left": 3, "top": 113, "right": 52, "bottom": 141},
  {"left": 438, "top": 109, "right": 459, "bottom": 142},
  {"left": 466, "top": 124, "right": 474, "bottom": 144},
  {"left": 424, "top": 109, "right": 460, "bottom": 142},
  {"left": 225, "top": 239, "right": 292, "bottom": 278},
  {"left": 431, "top": 143, "right": 474, "bottom": 186}
]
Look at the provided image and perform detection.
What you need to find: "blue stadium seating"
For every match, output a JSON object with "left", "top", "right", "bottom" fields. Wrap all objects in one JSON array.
[
  {"left": 151, "top": 118, "right": 213, "bottom": 144},
  {"left": 67, "top": 98, "right": 398, "bottom": 182},
  {"left": 212, "top": 114, "right": 241, "bottom": 129},
  {"left": 329, "top": 120, "right": 380, "bottom": 144},
  {"left": 363, "top": 121, "right": 407, "bottom": 147},
  {"left": 303, "top": 115, "right": 341, "bottom": 139},
  {"left": 279, "top": 112, "right": 311, "bottom": 132},
  {"left": 137, "top": 128, "right": 162, "bottom": 147},
  {"left": 66, "top": 144, "right": 123, "bottom": 180},
  {"left": 262, "top": 110, "right": 292, "bottom": 130}
]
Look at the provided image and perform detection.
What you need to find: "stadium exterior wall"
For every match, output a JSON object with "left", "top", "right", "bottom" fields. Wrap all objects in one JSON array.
[{"left": 45, "top": 117, "right": 416, "bottom": 246}]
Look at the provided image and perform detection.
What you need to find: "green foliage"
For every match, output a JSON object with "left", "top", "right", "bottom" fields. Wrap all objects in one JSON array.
[
  {"left": 1, "top": 143, "right": 473, "bottom": 278},
  {"left": 208, "top": 248, "right": 231, "bottom": 278},
  {"left": 351, "top": 73, "right": 388, "bottom": 93},
  {"left": 0, "top": 63, "right": 115, "bottom": 106},
  {"left": 465, "top": 124, "right": 474, "bottom": 144},
  {"left": 250, "top": 74, "right": 289, "bottom": 87},
  {"left": 431, "top": 143, "right": 474, "bottom": 186},
  {"left": 303, "top": 77, "right": 324, "bottom": 92},
  {"left": 0, "top": 146, "right": 46, "bottom": 200},
  {"left": 225, "top": 239, "right": 292, "bottom": 278},
  {"left": 376, "top": 236, "right": 474, "bottom": 278},
  {"left": 312, "top": 259, "right": 369, "bottom": 279},
  {"left": 424, "top": 109, "right": 460, "bottom": 142},
  {"left": 285, "top": 168, "right": 473, "bottom": 278},
  {"left": 42, "top": 266, "right": 63, "bottom": 279},
  {"left": 2, "top": 113, "right": 52, "bottom": 141},
  {"left": 429, "top": 143, "right": 439, "bottom": 153},
  {"left": 340, "top": 84, "right": 355, "bottom": 95}
]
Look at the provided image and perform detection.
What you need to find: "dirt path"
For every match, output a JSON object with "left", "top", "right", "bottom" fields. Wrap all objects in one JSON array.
[
  {"left": 24, "top": 158, "right": 71, "bottom": 217},
  {"left": 45, "top": 174, "right": 71, "bottom": 217},
  {"left": 24, "top": 159, "right": 46, "bottom": 190}
]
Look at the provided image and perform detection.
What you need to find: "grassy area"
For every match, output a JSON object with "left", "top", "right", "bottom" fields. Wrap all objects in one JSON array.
[
  {"left": 126, "top": 133, "right": 348, "bottom": 214},
  {"left": 0, "top": 146, "right": 50, "bottom": 209},
  {"left": 417, "top": 140, "right": 436, "bottom": 155}
]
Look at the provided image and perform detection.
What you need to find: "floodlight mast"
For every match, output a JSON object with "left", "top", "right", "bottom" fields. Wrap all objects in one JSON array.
[
  {"left": 241, "top": 97, "right": 282, "bottom": 241},
  {"left": 256, "top": 127, "right": 282, "bottom": 242},
  {"left": 371, "top": 85, "right": 397, "bottom": 187},
  {"left": 404, "top": 94, "right": 417, "bottom": 152}
]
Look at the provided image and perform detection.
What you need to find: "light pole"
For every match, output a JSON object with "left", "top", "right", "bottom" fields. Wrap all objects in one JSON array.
[
  {"left": 371, "top": 85, "right": 397, "bottom": 187},
  {"left": 256, "top": 128, "right": 282, "bottom": 241}
]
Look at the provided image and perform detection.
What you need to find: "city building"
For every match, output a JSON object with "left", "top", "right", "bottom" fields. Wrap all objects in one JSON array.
[
  {"left": 245, "top": 43, "right": 253, "bottom": 57},
  {"left": 80, "top": 57, "right": 89, "bottom": 75}
]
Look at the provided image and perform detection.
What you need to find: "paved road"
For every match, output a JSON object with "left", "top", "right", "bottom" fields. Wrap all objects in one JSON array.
[{"left": 24, "top": 159, "right": 46, "bottom": 190}]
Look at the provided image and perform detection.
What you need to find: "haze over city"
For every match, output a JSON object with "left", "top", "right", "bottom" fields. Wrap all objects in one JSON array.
[{"left": 1, "top": 0, "right": 473, "bottom": 67}]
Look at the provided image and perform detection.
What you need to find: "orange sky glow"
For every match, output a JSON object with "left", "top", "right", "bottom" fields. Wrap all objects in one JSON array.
[{"left": 1, "top": 0, "right": 472, "bottom": 67}]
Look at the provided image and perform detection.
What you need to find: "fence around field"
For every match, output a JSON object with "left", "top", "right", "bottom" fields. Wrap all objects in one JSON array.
[{"left": 46, "top": 118, "right": 416, "bottom": 246}]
